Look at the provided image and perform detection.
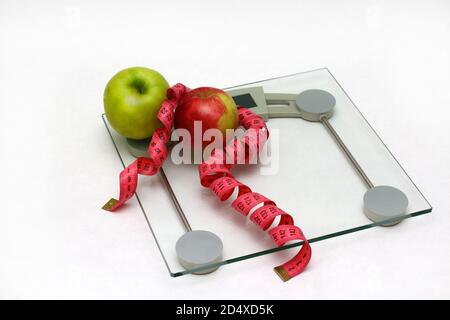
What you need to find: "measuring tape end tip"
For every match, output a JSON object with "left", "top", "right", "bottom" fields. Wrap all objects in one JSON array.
[
  {"left": 102, "top": 198, "right": 119, "bottom": 212},
  {"left": 273, "top": 266, "right": 291, "bottom": 282}
]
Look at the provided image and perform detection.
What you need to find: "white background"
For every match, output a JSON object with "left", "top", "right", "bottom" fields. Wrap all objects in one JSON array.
[{"left": 1, "top": 0, "right": 449, "bottom": 299}]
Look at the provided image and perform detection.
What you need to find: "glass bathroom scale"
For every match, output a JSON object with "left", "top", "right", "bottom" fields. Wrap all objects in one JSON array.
[{"left": 101, "top": 68, "right": 432, "bottom": 277}]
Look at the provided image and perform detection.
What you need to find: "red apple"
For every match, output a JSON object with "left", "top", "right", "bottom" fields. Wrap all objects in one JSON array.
[{"left": 174, "top": 87, "right": 239, "bottom": 150}]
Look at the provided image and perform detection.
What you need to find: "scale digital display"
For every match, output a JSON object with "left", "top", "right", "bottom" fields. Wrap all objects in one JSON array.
[{"left": 232, "top": 93, "right": 258, "bottom": 108}]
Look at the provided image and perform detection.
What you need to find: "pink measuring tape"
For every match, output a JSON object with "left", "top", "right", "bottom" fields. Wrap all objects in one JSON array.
[{"left": 103, "top": 83, "right": 312, "bottom": 281}]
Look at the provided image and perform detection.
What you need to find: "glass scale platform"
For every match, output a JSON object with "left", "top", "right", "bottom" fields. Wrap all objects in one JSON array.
[{"left": 102, "top": 68, "right": 432, "bottom": 277}]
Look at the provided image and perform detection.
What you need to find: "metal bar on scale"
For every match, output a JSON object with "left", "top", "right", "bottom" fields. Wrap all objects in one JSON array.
[
  {"left": 159, "top": 168, "right": 193, "bottom": 232},
  {"left": 320, "top": 115, "right": 374, "bottom": 189}
]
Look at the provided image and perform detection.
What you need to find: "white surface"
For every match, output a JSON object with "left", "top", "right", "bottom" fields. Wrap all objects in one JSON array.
[{"left": 0, "top": 0, "right": 449, "bottom": 299}]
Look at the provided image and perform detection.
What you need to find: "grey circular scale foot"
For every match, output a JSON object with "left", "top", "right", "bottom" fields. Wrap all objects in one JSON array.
[
  {"left": 295, "top": 89, "right": 336, "bottom": 121},
  {"left": 175, "top": 230, "right": 223, "bottom": 274},
  {"left": 363, "top": 185, "right": 409, "bottom": 226},
  {"left": 126, "top": 137, "right": 151, "bottom": 158}
]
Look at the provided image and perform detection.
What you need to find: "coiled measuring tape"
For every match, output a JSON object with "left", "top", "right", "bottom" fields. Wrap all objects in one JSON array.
[
  {"left": 103, "top": 83, "right": 312, "bottom": 281},
  {"left": 102, "top": 83, "right": 187, "bottom": 211}
]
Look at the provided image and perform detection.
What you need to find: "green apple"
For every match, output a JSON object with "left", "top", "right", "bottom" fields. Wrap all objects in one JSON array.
[{"left": 104, "top": 67, "right": 169, "bottom": 139}]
